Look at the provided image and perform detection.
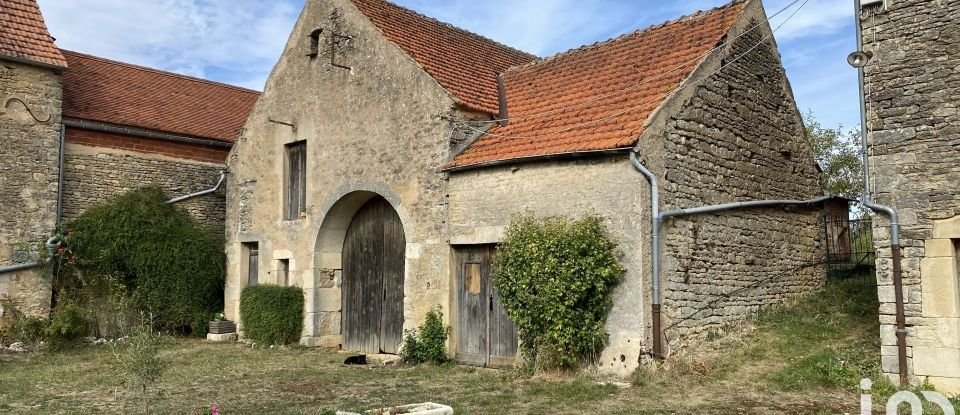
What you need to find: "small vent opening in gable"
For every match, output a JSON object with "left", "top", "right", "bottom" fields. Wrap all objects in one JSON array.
[{"left": 307, "top": 28, "right": 323, "bottom": 58}]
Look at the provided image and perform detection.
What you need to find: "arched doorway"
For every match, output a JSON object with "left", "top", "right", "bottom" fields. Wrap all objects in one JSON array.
[{"left": 342, "top": 196, "right": 405, "bottom": 354}]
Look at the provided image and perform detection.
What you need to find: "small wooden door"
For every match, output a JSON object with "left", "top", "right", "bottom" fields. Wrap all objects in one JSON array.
[
  {"left": 455, "top": 245, "right": 518, "bottom": 367},
  {"left": 342, "top": 196, "right": 405, "bottom": 354}
]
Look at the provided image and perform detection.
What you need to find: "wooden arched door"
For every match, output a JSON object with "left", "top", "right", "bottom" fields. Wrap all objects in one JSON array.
[{"left": 342, "top": 196, "right": 405, "bottom": 354}]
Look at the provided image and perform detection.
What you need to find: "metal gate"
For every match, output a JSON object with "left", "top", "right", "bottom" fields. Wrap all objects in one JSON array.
[
  {"left": 823, "top": 216, "right": 876, "bottom": 284},
  {"left": 342, "top": 196, "right": 405, "bottom": 354}
]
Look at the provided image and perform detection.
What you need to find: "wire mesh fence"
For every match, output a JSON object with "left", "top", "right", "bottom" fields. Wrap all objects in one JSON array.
[{"left": 823, "top": 216, "right": 876, "bottom": 285}]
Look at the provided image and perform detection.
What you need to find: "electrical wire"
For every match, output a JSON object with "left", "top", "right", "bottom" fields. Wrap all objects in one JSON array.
[
  {"left": 463, "top": 0, "right": 805, "bottom": 126},
  {"left": 453, "top": 0, "right": 810, "bottom": 141}
]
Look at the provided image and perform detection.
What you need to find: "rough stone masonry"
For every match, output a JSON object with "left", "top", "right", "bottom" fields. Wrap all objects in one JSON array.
[
  {"left": 0, "top": 59, "right": 61, "bottom": 318},
  {"left": 861, "top": 0, "right": 960, "bottom": 392}
]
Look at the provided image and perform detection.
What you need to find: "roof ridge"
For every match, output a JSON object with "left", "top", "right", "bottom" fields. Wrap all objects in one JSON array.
[
  {"left": 59, "top": 49, "right": 261, "bottom": 95},
  {"left": 352, "top": 0, "right": 536, "bottom": 60},
  {"left": 503, "top": 0, "right": 747, "bottom": 74}
]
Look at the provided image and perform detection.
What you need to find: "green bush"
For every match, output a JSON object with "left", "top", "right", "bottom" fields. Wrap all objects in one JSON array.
[
  {"left": 13, "top": 316, "right": 49, "bottom": 345},
  {"left": 493, "top": 215, "right": 624, "bottom": 369},
  {"left": 112, "top": 320, "right": 171, "bottom": 413},
  {"left": 401, "top": 306, "right": 450, "bottom": 364},
  {"left": 239, "top": 285, "right": 304, "bottom": 345},
  {"left": 54, "top": 187, "right": 224, "bottom": 334},
  {"left": 46, "top": 303, "right": 89, "bottom": 349}
]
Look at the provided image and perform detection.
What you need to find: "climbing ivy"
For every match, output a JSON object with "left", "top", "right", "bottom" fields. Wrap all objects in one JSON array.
[
  {"left": 53, "top": 187, "right": 224, "bottom": 334},
  {"left": 492, "top": 215, "right": 624, "bottom": 369}
]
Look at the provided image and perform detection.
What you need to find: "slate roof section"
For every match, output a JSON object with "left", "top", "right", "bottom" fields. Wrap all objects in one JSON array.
[
  {"left": 447, "top": 1, "right": 746, "bottom": 170},
  {"left": 0, "top": 0, "right": 66, "bottom": 67},
  {"left": 61, "top": 50, "right": 260, "bottom": 143},
  {"left": 349, "top": 0, "right": 536, "bottom": 114}
]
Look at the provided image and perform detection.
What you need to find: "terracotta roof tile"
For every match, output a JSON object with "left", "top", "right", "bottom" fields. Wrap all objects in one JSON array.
[
  {"left": 350, "top": 0, "right": 536, "bottom": 114},
  {"left": 448, "top": 1, "right": 746, "bottom": 169},
  {"left": 0, "top": 0, "right": 66, "bottom": 67},
  {"left": 62, "top": 50, "right": 259, "bottom": 143}
]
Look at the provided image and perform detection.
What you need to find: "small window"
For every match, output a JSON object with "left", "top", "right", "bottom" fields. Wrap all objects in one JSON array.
[
  {"left": 285, "top": 141, "right": 307, "bottom": 220},
  {"left": 307, "top": 28, "right": 323, "bottom": 58},
  {"left": 245, "top": 242, "right": 259, "bottom": 286},
  {"left": 278, "top": 259, "right": 290, "bottom": 286}
]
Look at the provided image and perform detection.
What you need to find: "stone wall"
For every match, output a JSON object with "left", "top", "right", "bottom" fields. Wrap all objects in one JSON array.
[
  {"left": 861, "top": 0, "right": 960, "bottom": 391},
  {"left": 224, "top": 0, "right": 457, "bottom": 348},
  {"left": 651, "top": 10, "right": 824, "bottom": 344},
  {"left": 63, "top": 141, "right": 227, "bottom": 234},
  {"left": 0, "top": 59, "right": 61, "bottom": 318},
  {"left": 447, "top": 156, "right": 647, "bottom": 375}
]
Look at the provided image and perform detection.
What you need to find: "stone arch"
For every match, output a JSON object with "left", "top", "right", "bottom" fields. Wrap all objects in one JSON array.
[{"left": 306, "top": 182, "right": 415, "bottom": 348}]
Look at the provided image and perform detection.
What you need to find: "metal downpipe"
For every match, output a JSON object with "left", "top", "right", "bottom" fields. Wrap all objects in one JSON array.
[
  {"left": 852, "top": 0, "right": 907, "bottom": 387},
  {"left": 629, "top": 152, "right": 664, "bottom": 359},
  {"left": 165, "top": 171, "right": 227, "bottom": 205}
]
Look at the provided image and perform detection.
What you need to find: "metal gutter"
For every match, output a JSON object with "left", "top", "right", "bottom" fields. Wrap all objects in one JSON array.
[
  {"left": 852, "top": 0, "right": 907, "bottom": 387},
  {"left": 165, "top": 172, "right": 227, "bottom": 205},
  {"left": 0, "top": 237, "right": 62, "bottom": 275},
  {"left": 62, "top": 118, "right": 233, "bottom": 149}
]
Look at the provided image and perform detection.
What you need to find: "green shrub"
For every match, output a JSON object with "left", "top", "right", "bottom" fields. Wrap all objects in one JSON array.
[
  {"left": 46, "top": 303, "right": 89, "bottom": 349},
  {"left": 54, "top": 187, "right": 224, "bottom": 334},
  {"left": 239, "top": 285, "right": 304, "bottom": 345},
  {"left": 493, "top": 215, "right": 624, "bottom": 369},
  {"left": 13, "top": 316, "right": 49, "bottom": 345},
  {"left": 401, "top": 306, "right": 450, "bottom": 364}
]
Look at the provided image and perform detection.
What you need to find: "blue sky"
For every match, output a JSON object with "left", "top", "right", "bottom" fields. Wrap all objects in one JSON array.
[{"left": 39, "top": 0, "right": 859, "bottom": 129}]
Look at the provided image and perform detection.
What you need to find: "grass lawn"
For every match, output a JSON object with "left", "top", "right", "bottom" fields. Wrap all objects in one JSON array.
[{"left": 0, "top": 281, "right": 951, "bottom": 414}]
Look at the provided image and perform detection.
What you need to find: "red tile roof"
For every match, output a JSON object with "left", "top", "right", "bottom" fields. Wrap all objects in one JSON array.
[
  {"left": 448, "top": 1, "right": 746, "bottom": 170},
  {"left": 61, "top": 50, "right": 259, "bottom": 143},
  {"left": 0, "top": 0, "right": 66, "bottom": 67},
  {"left": 350, "top": 0, "right": 536, "bottom": 114}
]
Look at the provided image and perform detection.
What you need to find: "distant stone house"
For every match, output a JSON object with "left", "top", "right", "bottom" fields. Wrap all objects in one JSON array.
[
  {"left": 0, "top": 0, "right": 257, "bottom": 320},
  {"left": 226, "top": 0, "right": 823, "bottom": 375},
  {"left": 858, "top": 0, "right": 960, "bottom": 392}
]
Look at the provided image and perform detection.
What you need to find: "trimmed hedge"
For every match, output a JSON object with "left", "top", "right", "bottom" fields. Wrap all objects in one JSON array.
[{"left": 239, "top": 285, "right": 304, "bottom": 345}]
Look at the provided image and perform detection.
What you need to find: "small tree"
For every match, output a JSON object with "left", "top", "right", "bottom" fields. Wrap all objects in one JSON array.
[
  {"left": 492, "top": 215, "right": 624, "bottom": 369},
  {"left": 805, "top": 111, "right": 864, "bottom": 201},
  {"left": 113, "top": 318, "right": 171, "bottom": 414}
]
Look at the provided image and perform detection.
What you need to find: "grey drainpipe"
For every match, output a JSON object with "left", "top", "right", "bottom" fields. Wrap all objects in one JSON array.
[
  {"left": 56, "top": 122, "right": 66, "bottom": 228},
  {"left": 852, "top": 0, "right": 907, "bottom": 387},
  {"left": 165, "top": 172, "right": 227, "bottom": 205},
  {"left": 0, "top": 236, "right": 62, "bottom": 274},
  {"left": 632, "top": 152, "right": 833, "bottom": 359},
  {"left": 629, "top": 153, "right": 663, "bottom": 358}
]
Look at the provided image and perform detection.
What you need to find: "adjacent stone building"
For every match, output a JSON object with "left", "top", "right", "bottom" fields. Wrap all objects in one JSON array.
[
  {"left": 0, "top": 0, "right": 66, "bottom": 319},
  {"left": 0, "top": 0, "right": 257, "bottom": 320},
  {"left": 859, "top": 0, "right": 960, "bottom": 392},
  {"left": 227, "top": 0, "right": 823, "bottom": 375}
]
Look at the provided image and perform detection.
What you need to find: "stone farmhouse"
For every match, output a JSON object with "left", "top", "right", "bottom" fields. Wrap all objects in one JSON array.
[
  {"left": 0, "top": 0, "right": 257, "bottom": 319},
  {"left": 226, "top": 0, "right": 824, "bottom": 374},
  {"left": 858, "top": 0, "right": 960, "bottom": 392}
]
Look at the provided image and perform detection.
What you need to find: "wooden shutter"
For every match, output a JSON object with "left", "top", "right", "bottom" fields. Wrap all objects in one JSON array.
[{"left": 285, "top": 141, "right": 307, "bottom": 220}]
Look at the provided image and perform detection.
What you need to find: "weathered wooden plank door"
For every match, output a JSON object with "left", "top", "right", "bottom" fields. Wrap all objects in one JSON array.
[
  {"left": 454, "top": 245, "right": 518, "bottom": 367},
  {"left": 342, "top": 196, "right": 405, "bottom": 354}
]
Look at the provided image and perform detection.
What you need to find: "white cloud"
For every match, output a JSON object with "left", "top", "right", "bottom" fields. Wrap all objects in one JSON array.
[
  {"left": 39, "top": 0, "right": 300, "bottom": 90},
  {"left": 764, "top": 0, "right": 852, "bottom": 41}
]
